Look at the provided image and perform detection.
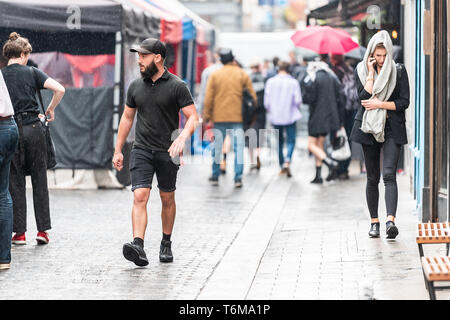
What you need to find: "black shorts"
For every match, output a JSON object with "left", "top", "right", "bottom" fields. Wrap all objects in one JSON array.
[{"left": 130, "top": 147, "right": 180, "bottom": 192}]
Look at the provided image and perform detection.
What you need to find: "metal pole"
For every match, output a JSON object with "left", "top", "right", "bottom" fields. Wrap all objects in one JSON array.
[{"left": 113, "top": 31, "right": 122, "bottom": 160}]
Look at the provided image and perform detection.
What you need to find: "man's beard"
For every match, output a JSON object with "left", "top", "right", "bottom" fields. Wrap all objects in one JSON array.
[{"left": 140, "top": 61, "right": 159, "bottom": 80}]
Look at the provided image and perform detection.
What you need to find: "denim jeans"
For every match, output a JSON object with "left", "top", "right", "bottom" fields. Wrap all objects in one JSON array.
[
  {"left": 211, "top": 122, "right": 244, "bottom": 182},
  {"left": 273, "top": 122, "right": 296, "bottom": 168},
  {"left": 0, "top": 119, "right": 18, "bottom": 264}
]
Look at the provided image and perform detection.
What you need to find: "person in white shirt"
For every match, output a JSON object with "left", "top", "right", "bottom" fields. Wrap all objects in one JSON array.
[{"left": 0, "top": 69, "right": 19, "bottom": 270}]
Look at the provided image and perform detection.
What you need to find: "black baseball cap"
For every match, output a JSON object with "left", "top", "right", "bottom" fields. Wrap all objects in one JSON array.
[{"left": 130, "top": 38, "right": 166, "bottom": 59}]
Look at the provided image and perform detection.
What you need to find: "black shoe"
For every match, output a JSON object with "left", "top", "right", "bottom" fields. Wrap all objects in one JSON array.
[
  {"left": 251, "top": 157, "right": 261, "bottom": 171},
  {"left": 386, "top": 221, "right": 399, "bottom": 239},
  {"left": 209, "top": 177, "right": 219, "bottom": 186},
  {"left": 234, "top": 180, "right": 243, "bottom": 188},
  {"left": 368, "top": 223, "right": 380, "bottom": 238},
  {"left": 285, "top": 165, "right": 292, "bottom": 178},
  {"left": 160, "top": 240, "right": 173, "bottom": 263},
  {"left": 123, "top": 242, "right": 149, "bottom": 266},
  {"left": 338, "top": 172, "right": 350, "bottom": 180},
  {"left": 286, "top": 168, "right": 292, "bottom": 178},
  {"left": 310, "top": 177, "right": 323, "bottom": 184},
  {"left": 325, "top": 168, "right": 338, "bottom": 181}
]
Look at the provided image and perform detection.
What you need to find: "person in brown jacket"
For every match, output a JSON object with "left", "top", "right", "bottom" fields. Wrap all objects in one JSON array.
[{"left": 203, "top": 48, "right": 256, "bottom": 188}]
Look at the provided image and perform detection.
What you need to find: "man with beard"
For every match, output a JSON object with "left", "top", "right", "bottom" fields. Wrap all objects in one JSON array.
[{"left": 113, "top": 38, "right": 199, "bottom": 266}]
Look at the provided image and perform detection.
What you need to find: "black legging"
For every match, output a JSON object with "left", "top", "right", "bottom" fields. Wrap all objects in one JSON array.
[{"left": 362, "top": 133, "right": 401, "bottom": 219}]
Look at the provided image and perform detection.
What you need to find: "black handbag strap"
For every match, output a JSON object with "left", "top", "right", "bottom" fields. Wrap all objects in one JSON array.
[{"left": 30, "top": 67, "right": 46, "bottom": 115}]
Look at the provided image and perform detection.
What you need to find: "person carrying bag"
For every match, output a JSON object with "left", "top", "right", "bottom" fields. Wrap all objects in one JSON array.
[
  {"left": 330, "top": 127, "right": 351, "bottom": 161},
  {"left": 2, "top": 32, "right": 65, "bottom": 246}
]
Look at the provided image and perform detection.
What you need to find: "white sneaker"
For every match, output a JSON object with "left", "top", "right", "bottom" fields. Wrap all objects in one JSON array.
[{"left": 0, "top": 264, "right": 11, "bottom": 270}]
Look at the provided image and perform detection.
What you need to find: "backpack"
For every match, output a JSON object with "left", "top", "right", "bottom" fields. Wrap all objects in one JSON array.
[
  {"left": 337, "top": 65, "right": 359, "bottom": 111},
  {"left": 242, "top": 88, "right": 256, "bottom": 125},
  {"left": 242, "top": 72, "right": 257, "bottom": 125}
]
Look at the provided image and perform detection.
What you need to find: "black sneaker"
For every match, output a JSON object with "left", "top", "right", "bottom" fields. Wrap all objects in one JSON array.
[
  {"left": 234, "top": 180, "right": 243, "bottom": 188},
  {"left": 160, "top": 239, "right": 173, "bottom": 263},
  {"left": 326, "top": 168, "right": 338, "bottom": 181},
  {"left": 338, "top": 172, "right": 350, "bottom": 180},
  {"left": 123, "top": 242, "right": 149, "bottom": 267},
  {"left": 386, "top": 221, "right": 399, "bottom": 239},
  {"left": 209, "top": 177, "right": 219, "bottom": 186},
  {"left": 368, "top": 223, "right": 380, "bottom": 238},
  {"left": 310, "top": 177, "right": 323, "bottom": 184}
]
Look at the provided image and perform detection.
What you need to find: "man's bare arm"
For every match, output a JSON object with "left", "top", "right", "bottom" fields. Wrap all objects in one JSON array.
[
  {"left": 168, "top": 104, "right": 199, "bottom": 158},
  {"left": 113, "top": 105, "right": 136, "bottom": 171}
]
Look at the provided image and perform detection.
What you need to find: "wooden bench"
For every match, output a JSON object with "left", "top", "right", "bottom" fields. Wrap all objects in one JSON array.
[
  {"left": 421, "top": 256, "right": 450, "bottom": 300},
  {"left": 416, "top": 223, "right": 450, "bottom": 257}
]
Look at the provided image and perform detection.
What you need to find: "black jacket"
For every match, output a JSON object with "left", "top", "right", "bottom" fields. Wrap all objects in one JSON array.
[
  {"left": 301, "top": 69, "right": 345, "bottom": 135},
  {"left": 349, "top": 63, "right": 410, "bottom": 145},
  {"left": 246, "top": 72, "right": 266, "bottom": 130}
]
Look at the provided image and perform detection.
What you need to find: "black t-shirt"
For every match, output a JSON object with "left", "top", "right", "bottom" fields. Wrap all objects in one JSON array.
[
  {"left": 1, "top": 63, "right": 49, "bottom": 114},
  {"left": 126, "top": 68, "right": 194, "bottom": 152}
]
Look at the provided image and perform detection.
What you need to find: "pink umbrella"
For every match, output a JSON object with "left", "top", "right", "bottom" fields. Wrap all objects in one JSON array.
[{"left": 291, "top": 26, "right": 359, "bottom": 54}]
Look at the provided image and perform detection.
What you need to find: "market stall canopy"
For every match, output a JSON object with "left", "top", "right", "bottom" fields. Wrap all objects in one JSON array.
[
  {"left": 0, "top": 0, "right": 121, "bottom": 54},
  {"left": 0, "top": 0, "right": 121, "bottom": 33},
  {"left": 114, "top": 0, "right": 160, "bottom": 44},
  {"left": 146, "top": 0, "right": 195, "bottom": 41},
  {"left": 308, "top": 0, "right": 340, "bottom": 21},
  {"left": 0, "top": 0, "right": 163, "bottom": 54},
  {"left": 127, "top": 0, "right": 183, "bottom": 44},
  {"left": 307, "top": 0, "right": 396, "bottom": 27},
  {"left": 150, "top": 0, "right": 216, "bottom": 43}
]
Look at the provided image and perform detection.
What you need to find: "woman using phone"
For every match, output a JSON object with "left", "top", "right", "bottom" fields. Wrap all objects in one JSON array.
[
  {"left": 350, "top": 30, "right": 410, "bottom": 239},
  {"left": 2, "top": 32, "right": 65, "bottom": 246}
]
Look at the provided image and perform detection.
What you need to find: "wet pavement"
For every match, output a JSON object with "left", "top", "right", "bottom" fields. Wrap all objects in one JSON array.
[{"left": 0, "top": 137, "right": 448, "bottom": 300}]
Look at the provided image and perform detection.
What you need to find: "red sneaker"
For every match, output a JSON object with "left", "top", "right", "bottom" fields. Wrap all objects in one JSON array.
[
  {"left": 36, "top": 232, "right": 49, "bottom": 245},
  {"left": 12, "top": 233, "right": 26, "bottom": 245}
]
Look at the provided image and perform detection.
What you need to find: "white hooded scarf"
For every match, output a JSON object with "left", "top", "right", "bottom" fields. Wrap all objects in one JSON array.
[{"left": 356, "top": 30, "right": 397, "bottom": 143}]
